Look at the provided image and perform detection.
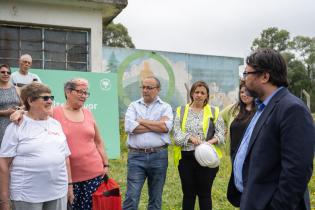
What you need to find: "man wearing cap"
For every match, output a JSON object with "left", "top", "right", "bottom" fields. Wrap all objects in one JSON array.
[
  {"left": 123, "top": 76, "right": 173, "bottom": 210},
  {"left": 10, "top": 54, "right": 41, "bottom": 87}
]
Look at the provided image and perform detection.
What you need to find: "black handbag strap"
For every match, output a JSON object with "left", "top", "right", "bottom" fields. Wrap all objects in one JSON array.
[
  {"left": 103, "top": 174, "right": 109, "bottom": 183},
  {"left": 101, "top": 174, "right": 121, "bottom": 197},
  {"left": 103, "top": 188, "right": 120, "bottom": 197}
]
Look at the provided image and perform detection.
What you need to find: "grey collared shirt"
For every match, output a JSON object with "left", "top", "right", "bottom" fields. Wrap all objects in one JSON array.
[{"left": 124, "top": 97, "right": 173, "bottom": 148}]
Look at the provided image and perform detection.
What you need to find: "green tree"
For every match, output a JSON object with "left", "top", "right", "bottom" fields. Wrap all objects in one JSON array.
[
  {"left": 251, "top": 27, "right": 315, "bottom": 111},
  {"left": 287, "top": 60, "right": 311, "bottom": 96},
  {"left": 107, "top": 52, "right": 119, "bottom": 73},
  {"left": 290, "top": 36, "right": 315, "bottom": 78},
  {"left": 251, "top": 27, "right": 290, "bottom": 52},
  {"left": 103, "top": 22, "right": 135, "bottom": 48}
]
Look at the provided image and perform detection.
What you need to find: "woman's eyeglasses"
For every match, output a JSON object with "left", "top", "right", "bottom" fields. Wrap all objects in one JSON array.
[
  {"left": 0, "top": 71, "right": 11, "bottom": 75},
  {"left": 34, "top": 96, "right": 55, "bottom": 101},
  {"left": 71, "top": 89, "right": 91, "bottom": 97}
]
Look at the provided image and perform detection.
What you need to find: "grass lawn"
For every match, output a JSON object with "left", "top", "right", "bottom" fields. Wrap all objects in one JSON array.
[{"left": 108, "top": 127, "right": 315, "bottom": 210}]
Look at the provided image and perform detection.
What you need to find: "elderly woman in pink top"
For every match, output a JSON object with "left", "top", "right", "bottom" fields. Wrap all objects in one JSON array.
[
  {"left": 52, "top": 78, "right": 109, "bottom": 210},
  {"left": 11, "top": 78, "right": 109, "bottom": 210}
]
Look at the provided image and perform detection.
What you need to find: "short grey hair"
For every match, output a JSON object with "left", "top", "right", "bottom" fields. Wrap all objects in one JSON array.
[
  {"left": 20, "top": 54, "right": 32, "bottom": 61},
  {"left": 64, "top": 78, "right": 89, "bottom": 99},
  {"left": 142, "top": 76, "right": 161, "bottom": 88}
]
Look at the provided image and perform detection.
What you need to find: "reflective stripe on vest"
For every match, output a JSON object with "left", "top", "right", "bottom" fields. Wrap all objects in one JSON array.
[{"left": 173, "top": 104, "right": 222, "bottom": 167}]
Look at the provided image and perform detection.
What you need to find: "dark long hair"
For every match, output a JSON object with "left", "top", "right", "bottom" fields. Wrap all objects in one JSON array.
[
  {"left": 189, "top": 81, "right": 209, "bottom": 107},
  {"left": 231, "top": 80, "right": 256, "bottom": 121}
]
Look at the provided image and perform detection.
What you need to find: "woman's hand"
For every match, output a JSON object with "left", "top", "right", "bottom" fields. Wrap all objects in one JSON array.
[
  {"left": 6, "top": 107, "right": 16, "bottom": 116},
  {"left": 102, "top": 164, "right": 109, "bottom": 176},
  {"left": 189, "top": 136, "right": 202, "bottom": 145},
  {"left": 207, "top": 137, "right": 218, "bottom": 145},
  {"left": 10, "top": 109, "right": 24, "bottom": 125},
  {"left": 0, "top": 200, "right": 11, "bottom": 210},
  {"left": 67, "top": 185, "right": 74, "bottom": 204}
]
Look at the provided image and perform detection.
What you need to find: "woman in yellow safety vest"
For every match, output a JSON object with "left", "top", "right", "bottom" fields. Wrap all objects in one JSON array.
[{"left": 173, "top": 80, "right": 225, "bottom": 210}]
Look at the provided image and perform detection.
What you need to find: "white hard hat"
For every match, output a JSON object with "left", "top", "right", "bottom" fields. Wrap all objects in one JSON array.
[{"left": 194, "top": 143, "right": 220, "bottom": 168}]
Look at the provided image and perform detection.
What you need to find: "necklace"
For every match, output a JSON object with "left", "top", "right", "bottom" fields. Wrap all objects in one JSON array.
[
  {"left": 37, "top": 120, "right": 49, "bottom": 132},
  {"left": 36, "top": 119, "right": 60, "bottom": 136},
  {"left": 26, "top": 114, "right": 49, "bottom": 132},
  {"left": 35, "top": 120, "right": 49, "bottom": 132},
  {"left": 0, "top": 83, "right": 11, "bottom": 89}
]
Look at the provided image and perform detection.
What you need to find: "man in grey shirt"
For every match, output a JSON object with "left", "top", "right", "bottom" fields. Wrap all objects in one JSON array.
[
  {"left": 10, "top": 54, "right": 41, "bottom": 87},
  {"left": 123, "top": 76, "right": 173, "bottom": 210}
]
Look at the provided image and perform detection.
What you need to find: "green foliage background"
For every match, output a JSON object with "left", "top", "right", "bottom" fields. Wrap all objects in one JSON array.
[
  {"left": 251, "top": 27, "right": 315, "bottom": 112},
  {"left": 103, "top": 22, "right": 135, "bottom": 48}
]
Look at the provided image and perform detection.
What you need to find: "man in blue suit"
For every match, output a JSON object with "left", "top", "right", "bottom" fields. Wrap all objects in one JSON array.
[{"left": 227, "top": 48, "right": 315, "bottom": 210}]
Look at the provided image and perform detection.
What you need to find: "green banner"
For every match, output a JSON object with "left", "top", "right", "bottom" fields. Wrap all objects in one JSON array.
[{"left": 13, "top": 68, "right": 120, "bottom": 159}]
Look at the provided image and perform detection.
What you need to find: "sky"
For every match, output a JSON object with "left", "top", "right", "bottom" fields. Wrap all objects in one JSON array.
[{"left": 114, "top": 0, "right": 315, "bottom": 59}]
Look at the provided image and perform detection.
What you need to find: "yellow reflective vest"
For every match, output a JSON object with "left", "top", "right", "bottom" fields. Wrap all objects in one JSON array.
[{"left": 173, "top": 104, "right": 222, "bottom": 167}]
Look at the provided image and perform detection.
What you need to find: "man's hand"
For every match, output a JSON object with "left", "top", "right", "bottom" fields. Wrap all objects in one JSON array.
[
  {"left": 136, "top": 116, "right": 169, "bottom": 133},
  {"left": 160, "top": 116, "right": 169, "bottom": 121}
]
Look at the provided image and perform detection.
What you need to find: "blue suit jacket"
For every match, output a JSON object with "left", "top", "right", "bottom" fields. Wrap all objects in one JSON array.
[{"left": 227, "top": 88, "right": 315, "bottom": 210}]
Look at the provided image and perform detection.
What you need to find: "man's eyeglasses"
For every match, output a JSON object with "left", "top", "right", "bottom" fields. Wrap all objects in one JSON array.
[
  {"left": 243, "top": 70, "right": 263, "bottom": 78},
  {"left": 22, "top": 60, "right": 31, "bottom": 65},
  {"left": 34, "top": 96, "right": 55, "bottom": 101},
  {"left": 0, "top": 71, "right": 11, "bottom": 75},
  {"left": 140, "top": 86, "right": 158, "bottom": 90},
  {"left": 72, "top": 89, "right": 91, "bottom": 97}
]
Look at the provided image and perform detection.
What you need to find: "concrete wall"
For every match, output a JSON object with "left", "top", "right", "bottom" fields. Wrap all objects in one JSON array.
[
  {"left": 103, "top": 47, "right": 244, "bottom": 117},
  {"left": 0, "top": 1, "right": 104, "bottom": 72}
]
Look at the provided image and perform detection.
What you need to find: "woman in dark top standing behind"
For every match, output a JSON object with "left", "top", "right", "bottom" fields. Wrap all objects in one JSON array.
[
  {"left": 0, "top": 64, "right": 22, "bottom": 145},
  {"left": 221, "top": 80, "right": 256, "bottom": 158}
]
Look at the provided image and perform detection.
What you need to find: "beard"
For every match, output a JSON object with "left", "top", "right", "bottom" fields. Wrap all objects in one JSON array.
[{"left": 246, "top": 88, "right": 259, "bottom": 99}]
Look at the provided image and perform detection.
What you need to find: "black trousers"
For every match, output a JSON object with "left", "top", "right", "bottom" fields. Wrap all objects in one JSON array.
[{"left": 178, "top": 151, "right": 219, "bottom": 210}]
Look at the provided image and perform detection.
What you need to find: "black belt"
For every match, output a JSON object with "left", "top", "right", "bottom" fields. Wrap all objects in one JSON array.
[{"left": 128, "top": 144, "right": 168, "bottom": 153}]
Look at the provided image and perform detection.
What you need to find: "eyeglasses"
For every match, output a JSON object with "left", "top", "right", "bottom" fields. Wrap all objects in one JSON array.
[
  {"left": 34, "top": 95, "right": 55, "bottom": 101},
  {"left": 72, "top": 89, "right": 91, "bottom": 97},
  {"left": 0, "top": 71, "right": 11, "bottom": 75},
  {"left": 140, "top": 86, "right": 158, "bottom": 90},
  {"left": 22, "top": 60, "right": 31, "bottom": 65},
  {"left": 242, "top": 70, "right": 263, "bottom": 78}
]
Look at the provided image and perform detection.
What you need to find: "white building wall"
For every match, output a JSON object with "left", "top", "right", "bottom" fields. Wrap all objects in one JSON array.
[{"left": 0, "top": 1, "right": 104, "bottom": 72}]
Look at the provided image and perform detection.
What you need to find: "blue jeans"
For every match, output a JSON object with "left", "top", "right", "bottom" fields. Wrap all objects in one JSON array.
[{"left": 123, "top": 148, "right": 168, "bottom": 210}]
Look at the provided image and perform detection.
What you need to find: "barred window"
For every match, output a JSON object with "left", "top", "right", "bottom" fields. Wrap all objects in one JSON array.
[{"left": 0, "top": 24, "right": 89, "bottom": 71}]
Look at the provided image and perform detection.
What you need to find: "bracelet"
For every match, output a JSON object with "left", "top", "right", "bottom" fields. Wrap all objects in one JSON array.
[
  {"left": 103, "top": 164, "right": 109, "bottom": 168},
  {"left": 68, "top": 183, "right": 74, "bottom": 185},
  {"left": 0, "top": 198, "right": 10, "bottom": 204}
]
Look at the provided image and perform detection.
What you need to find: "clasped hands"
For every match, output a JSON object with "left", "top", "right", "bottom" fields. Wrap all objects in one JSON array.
[{"left": 189, "top": 136, "right": 218, "bottom": 145}]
